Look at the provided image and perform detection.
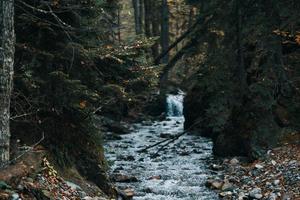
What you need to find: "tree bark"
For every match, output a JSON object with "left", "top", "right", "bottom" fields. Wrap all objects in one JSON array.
[
  {"left": 143, "top": 0, "right": 151, "bottom": 37},
  {"left": 132, "top": 0, "right": 142, "bottom": 34},
  {"left": 0, "top": 0, "right": 15, "bottom": 166},
  {"left": 161, "top": 0, "right": 169, "bottom": 64},
  {"left": 151, "top": 1, "right": 160, "bottom": 58}
]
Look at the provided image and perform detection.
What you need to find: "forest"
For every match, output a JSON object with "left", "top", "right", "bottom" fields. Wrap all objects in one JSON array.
[{"left": 0, "top": 0, "right": 299, "bottom": 199}]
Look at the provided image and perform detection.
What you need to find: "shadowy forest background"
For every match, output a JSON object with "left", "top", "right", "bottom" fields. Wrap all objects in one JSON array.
[{"left": 0, "top": 0, "right": 300, "bottom": 198}]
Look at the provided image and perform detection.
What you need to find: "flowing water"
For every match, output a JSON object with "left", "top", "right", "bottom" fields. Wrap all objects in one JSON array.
[{"left": 104, "top": 93, "right": 219, "bottom": 200}]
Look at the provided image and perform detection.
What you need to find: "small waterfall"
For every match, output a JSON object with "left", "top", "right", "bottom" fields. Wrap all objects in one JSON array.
[{"left": 166, "top": 90, "right": 184, "bottom": 117}]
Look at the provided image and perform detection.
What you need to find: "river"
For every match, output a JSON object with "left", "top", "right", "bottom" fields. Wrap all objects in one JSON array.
[{"left": 104, "top": 92, "right": 219, "bottom": 200}]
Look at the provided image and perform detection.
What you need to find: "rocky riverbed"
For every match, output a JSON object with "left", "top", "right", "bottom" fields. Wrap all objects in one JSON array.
[{"left": 104, "top": 117, "right": 219, "bottom": 200}]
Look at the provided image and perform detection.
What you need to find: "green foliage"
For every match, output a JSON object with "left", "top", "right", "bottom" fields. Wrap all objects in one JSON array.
[
  {"left": 184, "top": 0, "right": 300, "bottom": 157},
  {"left": 12, "top": 0, "right": 159, "bottom": 167}
]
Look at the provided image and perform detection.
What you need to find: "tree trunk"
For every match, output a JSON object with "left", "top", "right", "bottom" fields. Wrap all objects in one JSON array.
[
  {"left": 0, "top": 0, "right": 15, "bottom": 166},
  {"left": 151, "top": 1, "right": 160, "bottom": 58},
  {"left": 161, "top": 0, "right": 169, "bottom": 64},
  {"left": 132, "top": 0, "right": 142, "bottom": 34},
  {"left": 144, "top": 0, "right": 151, "bottom": 37}
]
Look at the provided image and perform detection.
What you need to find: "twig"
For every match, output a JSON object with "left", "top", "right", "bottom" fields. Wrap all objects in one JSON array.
[
  {"left": 46, "top": 5, "right": 75, "bottom": 73},
  {"left": 0, "top": 132, "right": 45, "bottom": 169},
  {"left": 152, "top": 130, "right": 188, "bottom": 156},
  {"left": 10, "top": 112, "right": 35, "bottom": 120},
  {"left": 137, "top": 120, "right": 201, "bottom": 153}
]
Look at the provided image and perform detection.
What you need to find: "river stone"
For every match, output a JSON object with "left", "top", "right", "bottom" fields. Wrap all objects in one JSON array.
[
  {"left": 230, "top": 158, "right": 239, "bottom": 165},
  {"left": 249, "top": 188, "right": 262, "bottom": 199},
  {"left": 112, "top": 174, "right": 138, "bottom": 183},
  {"left": 124, "top": 188, "right": 134, "bottom": 198},
  {"left": 221, "top": 181, "right": 234, "bottom": 191},
  {"left": 273, "top": 179, "right": 280, "bottom": 185},
  {"left": 148, "top": 175, "right": 161, "bottom": 180},
  {"left": 11, "top": 193, "right": 20, "bottom": 200},
  {"left": 255, "top": 164, "right": 264, "bottom": 169},
  {"left": 268, "top": 193, "right": 277, "bottom": 200},
  {"left": 211, "top": 181, "right": 223, "bottom": 189}
]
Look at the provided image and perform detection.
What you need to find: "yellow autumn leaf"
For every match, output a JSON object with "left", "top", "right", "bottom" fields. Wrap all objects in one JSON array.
[
  {"left": 79, "top": 100, "right": 87, "bottom": 109},
  {"left": 295, "top": 34, "right": 300, "bottom": 45}
]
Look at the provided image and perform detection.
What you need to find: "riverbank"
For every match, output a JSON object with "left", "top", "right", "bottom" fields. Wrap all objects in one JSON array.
[
  {"left": 207, "top": 144, "right": 300, "bottom": 199},
  {"left": 0, "top": 150, "right": 111, "bottom": 200}
]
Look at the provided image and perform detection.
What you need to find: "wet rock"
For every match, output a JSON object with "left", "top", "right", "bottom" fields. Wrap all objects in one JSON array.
[
  {"left": 142, "top": 188, "right": 153, "bottom": 193},
  {"left": 105, "top": 133, "right": 122, "bottom": 140},
  {"left": 211, "top": 164, "right": 222, "bottom": 171},
  {"left": 113, "top": 166, "right": 124, "bottom": 171},
  {"left": 117, "top": 155, "right": 135, "bottom": 161},
  {"left": 192, "top": 149, "right": 203, "bottom": 154},
  {"left": 211, "top": 181, "right": 223, "bottom": 190},
  {"left": 142, "top": 121, "right": 152, "bottom": 126},
  {"left": 124, "top": 188, "right": 134, "bottom": 198},
  {"left": 179, "top": 151, "right": 190, "bottom": 156},
  {"left": 159, "top": 133, "right": 173, "bottom": 138},
  {"left": 112, "top": 174, "right": 138, "bottom": 183},
  {"left": 148, "top": 175, "right": 161, "bottom": 180}
]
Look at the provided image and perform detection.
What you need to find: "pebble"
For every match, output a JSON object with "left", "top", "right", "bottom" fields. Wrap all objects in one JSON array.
[
  {"left": 211, "top": 181, "right": 223, "bottom": 189},
  {"left": 148, "top": 175, "right": 161, "bottom": 180},
  {"left": 273, "top": 180, "right": 280, "bottom": 185},
  {"left": 124, "top": 188, "right": 134, "bottom": 198},
  {"left": 230, "top": 158, "right": 239, "bottom": 165},
  {"left": 249, "top": 188, "right": 262, "bottom": 199},
  {"left": 11, "top": 193, "right": 20, "bottom": 200},
  {"left": 221, "top": 180, "right": 234, "bottom": 191},
  {"left": 268, "top": 193, "right": 277, "bottom": 200},
  {"left": 255, "top": 164, "right": 264, "bottom": 169}
]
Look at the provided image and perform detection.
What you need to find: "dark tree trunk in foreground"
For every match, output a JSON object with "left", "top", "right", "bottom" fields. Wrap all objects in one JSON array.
[
  {"left": 161, "top": 0, "right": 169, "bottom": 64},
  {"left": 0, "top": 0, "right": 15, "bottom": 166}
]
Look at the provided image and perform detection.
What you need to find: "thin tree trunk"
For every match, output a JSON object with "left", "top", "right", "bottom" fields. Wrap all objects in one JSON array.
[
  {"left": 0, "top": 0, "right": 15, "bottom": 165},
  {"left": 151, "top": 1, "right": 160, "bottom": 58},
  {"left": 132, "top": 0, "right": 142, "bottom": 34},
  {"left": 139, "top": 0, "right": 144, "bottom": 33},
  {"left": 161, "top": 0, "right": 169, "bottom": 64},
  {"left": 144, "top": 0, "right": 151, "bottom": 37},
  {"left": 117, "top": 6, "right": 121, "bottom": 42}
]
